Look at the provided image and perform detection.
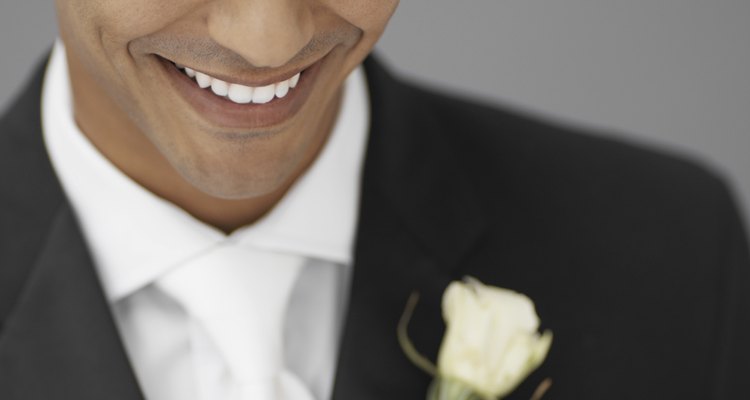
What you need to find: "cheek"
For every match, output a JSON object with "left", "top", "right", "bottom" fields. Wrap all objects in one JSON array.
[
  {"left": 57, "top": 0, "right": 204, "bottom": 100},
  {"left": 59, "top": 0, "right": 200, "bottom": 46}
]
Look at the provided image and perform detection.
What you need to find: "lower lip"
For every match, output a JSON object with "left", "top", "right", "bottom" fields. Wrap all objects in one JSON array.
[{"left": 158, "top": 56, "right": 323, "bottom": 131}]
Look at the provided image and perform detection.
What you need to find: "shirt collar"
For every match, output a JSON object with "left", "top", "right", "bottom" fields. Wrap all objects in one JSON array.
[{"left": 42, "top": 40, "right": 370, "bottom": 302}]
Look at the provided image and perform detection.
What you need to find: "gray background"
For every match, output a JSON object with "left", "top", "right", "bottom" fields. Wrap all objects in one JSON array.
[{"left": 2, "top": 1, "right": 749, "bottom": 223}]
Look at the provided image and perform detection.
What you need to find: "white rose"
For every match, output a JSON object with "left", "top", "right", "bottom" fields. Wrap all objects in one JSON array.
[{"left": 436, "top": 278, "right": 553, "bottom": 399}]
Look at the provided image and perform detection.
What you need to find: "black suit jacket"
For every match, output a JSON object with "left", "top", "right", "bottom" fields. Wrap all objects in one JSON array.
[{"left": 1, "top": 56, "right": 749, "bottom": 399}]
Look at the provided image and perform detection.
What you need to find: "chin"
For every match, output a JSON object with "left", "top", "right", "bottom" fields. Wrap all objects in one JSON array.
[{"left": 180, "top": 164, "right": 289, "bottom": 200}]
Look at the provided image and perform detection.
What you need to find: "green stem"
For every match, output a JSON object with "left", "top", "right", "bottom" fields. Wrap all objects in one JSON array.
[
  {"left": 427, "top": 377, "right": 485, "bottom": 400},
  {"left": 397, "top": 292, "right": 438, "bottom": 377}
]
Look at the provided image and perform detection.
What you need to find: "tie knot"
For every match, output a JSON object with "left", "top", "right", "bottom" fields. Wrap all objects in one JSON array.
[
  {"left": 157, "top": 244, "right": 305, "bottom": 318},
  {"left": 155, "top": 243, "right": 307, "bottom": 389}
]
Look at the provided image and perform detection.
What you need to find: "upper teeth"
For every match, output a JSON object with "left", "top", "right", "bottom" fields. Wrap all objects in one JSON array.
[{"left": 179, "top": 65, "right": 301, "bottom": 105}]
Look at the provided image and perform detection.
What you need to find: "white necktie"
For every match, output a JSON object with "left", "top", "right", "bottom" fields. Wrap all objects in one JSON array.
[{"left": 156, "top": 243, "right": 316, "bottom": 400}]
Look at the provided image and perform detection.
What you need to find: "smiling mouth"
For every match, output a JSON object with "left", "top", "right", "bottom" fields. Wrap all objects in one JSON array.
[
  {"left": 158, "top": 54, "right": 326, "bottom": 131},
  {"left": 174, "top": 63, "right": 303, "bottom": 105}
]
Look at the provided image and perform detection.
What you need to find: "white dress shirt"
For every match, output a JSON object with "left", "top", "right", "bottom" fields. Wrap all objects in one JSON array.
[{"left": 41, "top": 40, "right": 370, "bottom": 400}]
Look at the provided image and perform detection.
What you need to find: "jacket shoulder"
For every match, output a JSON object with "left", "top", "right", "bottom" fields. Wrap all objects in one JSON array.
[{"left": 402, "top": 80, "right": 735, "bottom": 223}]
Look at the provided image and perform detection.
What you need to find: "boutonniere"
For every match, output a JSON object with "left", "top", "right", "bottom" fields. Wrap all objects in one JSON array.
[{"left": 399, "top": 277, "right": 553, "bottom": 400}]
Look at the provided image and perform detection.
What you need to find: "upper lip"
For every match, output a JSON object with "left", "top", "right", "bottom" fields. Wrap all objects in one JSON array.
[{"left": 159, "top": 54, "right": 323, "bottom": 87}]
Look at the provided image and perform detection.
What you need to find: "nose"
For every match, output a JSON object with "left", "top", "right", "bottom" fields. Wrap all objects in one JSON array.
[{"left": 207, "top": 0, "right": 314, "bottom": 68}]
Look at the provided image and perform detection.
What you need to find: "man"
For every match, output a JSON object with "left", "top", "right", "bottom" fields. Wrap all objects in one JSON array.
[{"left": 0, "top": 1, "right": 748, "bottom": 399}]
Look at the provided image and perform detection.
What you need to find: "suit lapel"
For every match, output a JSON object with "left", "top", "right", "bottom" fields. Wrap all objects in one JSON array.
[
  {"left": 0, "top": 205, "right": 144, "bottom": 399},
  {"left": 331, "top": 57, "right": 488, "bottom": 399}
]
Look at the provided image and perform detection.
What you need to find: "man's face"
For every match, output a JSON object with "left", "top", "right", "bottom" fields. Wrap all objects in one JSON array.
[{"left": 55, "top": 0, "right": 398, "bottom": 199}]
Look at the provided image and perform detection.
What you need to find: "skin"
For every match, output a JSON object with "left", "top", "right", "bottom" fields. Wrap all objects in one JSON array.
[{"left": 54, "top": 0, "right": 399, "bottom": 233}]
